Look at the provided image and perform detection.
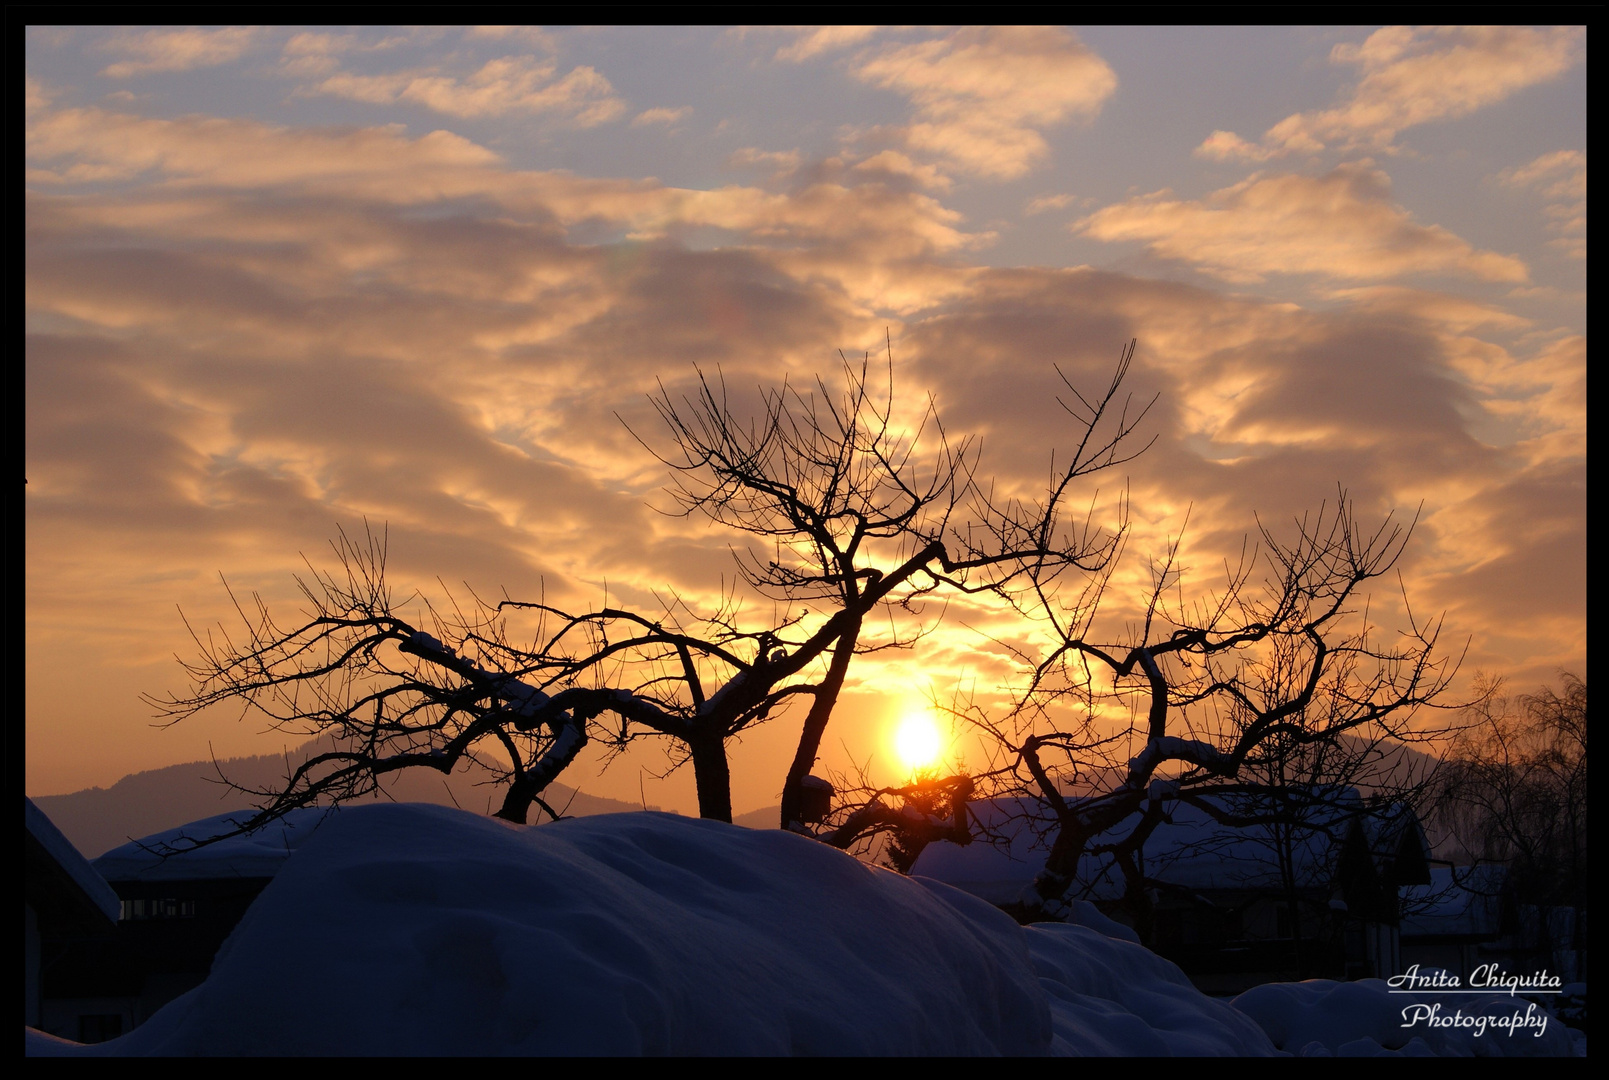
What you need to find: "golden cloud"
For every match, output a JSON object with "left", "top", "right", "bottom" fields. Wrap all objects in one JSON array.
[
  {"left": 631, "top": 106, "right": 693, "bottom": 127},
  {"left": 306, "top": 54, "right": 626, "bottom": 125},
  {"left": 99, "top": 26, "right": 261, "bottom": 78},
  {"left": 770, "top": 26, "right": 881, "bottom": 63},
  {"left": 1500, "top": 149, "right": 1586, "bottom": 260},
  {"left": 25, "top": 102, "right": 982, "bottom": 317},
  {"left": 1077, "top": 163, "right": 1528, "bottom": 284},
  {"left": 727, "top": 147, "right": 803, "bottom": 179},
  {"left": 852, "top": 26, "right": 1116, "bottom": 181},
  {"left": 1024, "top": 193, "right": 1081, "bottom": 215},
  {"left": 851, "top": 150, "right": 953, "bottom": 192},
  {"left": 1197, "top": 26, "right": 1584, "bottom": 161}
]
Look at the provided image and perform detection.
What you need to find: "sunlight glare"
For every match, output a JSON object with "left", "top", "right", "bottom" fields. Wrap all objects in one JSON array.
[{"left": 894, "top": 710, "right": 943, "bottom": 774}]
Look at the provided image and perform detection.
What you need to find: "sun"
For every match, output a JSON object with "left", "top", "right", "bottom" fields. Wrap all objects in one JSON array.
[{"left": 893, "top": 709, "right": 944, "bottom": 774}]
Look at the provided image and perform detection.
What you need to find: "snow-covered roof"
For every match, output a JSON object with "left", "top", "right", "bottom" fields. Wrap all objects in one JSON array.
[
  {"left": 92, "top": 806, "right": 340, "bottom": 883},
  {"left": 909, "top": 797, "right": 1056, "bottom": 905},
  {"left": 914, "top": 789, "right": 1427, "bottom": 904},
  {"left": 26, "top": 797, "right": 120, "bottom": 925},
  {"left": 1094, "top": 795, "right": 1346, "bottom": 894},
  {"left": 1360, "top": 802, "right": 1432, "bottom": 882},
  {"left": 1399, "top": 865, "right": 1509, "bottom": 938}
]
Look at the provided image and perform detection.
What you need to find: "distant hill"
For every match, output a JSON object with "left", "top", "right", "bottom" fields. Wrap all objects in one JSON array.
[
  {"left": 38, "top": 731, "right": 1438, "bottom": 862},
  {"left": 31, "top": 736, "right": 666, "bottom": 860},
  {"left": 733, "top": 806, "right": 781, "bottom": 829},
  {"left": 1053, "top": 733, "right": 1445, "bottom": 801}
]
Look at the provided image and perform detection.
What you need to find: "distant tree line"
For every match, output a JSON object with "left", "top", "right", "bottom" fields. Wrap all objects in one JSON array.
[{"left": 1431, "top": 673, "right": 1587, "bottom": 971}]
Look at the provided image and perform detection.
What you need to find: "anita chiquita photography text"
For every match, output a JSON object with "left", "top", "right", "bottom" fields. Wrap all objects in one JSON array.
[{"left": 26, "top": 24, "right": 1584, "bottom": 1056}]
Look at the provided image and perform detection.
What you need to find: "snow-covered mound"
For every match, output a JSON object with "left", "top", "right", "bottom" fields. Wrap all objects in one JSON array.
[
  {"left": 1233, "top": 977, "right": 1585, "bottom": 1057},
  {"left": 1026, "top": 923, "right": 1272, "bottom": 1054},
  {"left": 30, "top": 803, "right": 1283, "bottom": 1056}
]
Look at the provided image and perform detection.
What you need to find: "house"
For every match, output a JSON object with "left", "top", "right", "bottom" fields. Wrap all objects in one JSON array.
[
  {"left": 1400, "top": 864, "right": 1587, "bottom": 985},
  {"left": 26, "top": 798, "right": 120, "bottom": 1036},
  {"left": 35, "top": 806, "right": 334, "bottom": 1041},
  {"left": 912, "top": 787, "right": 1433, "bottom": 994},
  {"left": 1398, "top": 863, "right": 1512, "bottom": 982}
]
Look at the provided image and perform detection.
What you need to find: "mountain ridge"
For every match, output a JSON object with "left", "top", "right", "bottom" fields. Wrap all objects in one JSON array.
[{"left": 31, "top": 736, "right": 692, "bottom": 859}]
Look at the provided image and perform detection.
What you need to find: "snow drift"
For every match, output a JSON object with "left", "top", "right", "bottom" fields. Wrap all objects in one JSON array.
[{"left": 31, "top": 803, "right": 1274, "bottom": 1055}]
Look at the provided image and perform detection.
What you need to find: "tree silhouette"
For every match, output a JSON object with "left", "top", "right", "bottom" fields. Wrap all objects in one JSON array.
[
  {"left": 147, "top": 341, "right": 1154, "bottom": 844},
  {"left": 1430, "top": 673, "right": 1587, "bottom": 973},
  {"left": 952, "top": 493, "right": 1467, "bottom": 917}
]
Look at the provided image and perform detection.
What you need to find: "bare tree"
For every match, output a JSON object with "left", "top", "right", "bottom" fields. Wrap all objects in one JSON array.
[
  {"left": 639, "top": 341, "right": 1152, "bottom": 829},
  {"left": 806, "top": 769, "right": 978, "bottom": 868},
  {"left": 953, "top": 493, "right": 1467, "bottom": 921},
  {"left": 147, "top": 341, "right": 1154, "bottom": 843},
  {"left": 1430, "top": 673, "right": 1587, "bottom": 972}
]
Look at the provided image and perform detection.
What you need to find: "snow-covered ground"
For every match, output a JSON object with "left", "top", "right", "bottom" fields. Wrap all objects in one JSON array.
[{"left": 27, "top": 804, "right": 1585, "bottom": 1056}]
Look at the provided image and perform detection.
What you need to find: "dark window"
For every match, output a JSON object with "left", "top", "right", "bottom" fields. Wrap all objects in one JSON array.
[
  {"left": 79, "top": 1014, "right": 123, "bottom": 1043},
  {"left": 119, "top": 897, "right": 197, "bottom": 920}
]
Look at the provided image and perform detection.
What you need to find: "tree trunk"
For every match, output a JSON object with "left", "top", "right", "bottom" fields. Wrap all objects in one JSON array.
[
  {"left": 689, "top": 733, "right": 733, "bottom": 823},
  {"left": 493, "top": 714, "right": 589, "bottom": 825},
  {"left": 1031, "top": 820, "right": 1089, "bottom": 908},
  {"left": 780, "top": 615, "right": 861, "bottom": 828},
  {"left": 495, "top": 786, "right": 534, "bottom": 825}
]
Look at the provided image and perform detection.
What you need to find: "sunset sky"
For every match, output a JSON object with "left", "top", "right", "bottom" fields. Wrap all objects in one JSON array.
[{"left": 25, "top": 26, "right": 1585, "bottom": 817}]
